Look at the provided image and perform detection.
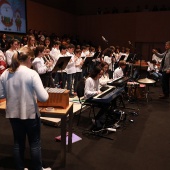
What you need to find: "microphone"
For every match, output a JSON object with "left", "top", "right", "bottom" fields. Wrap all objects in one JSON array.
[
  {"left": 102, "top": 36, "right": 108, "bottom": 43},
  {"left": 128, "top": 41, "right": 133, "bottom": 46}
]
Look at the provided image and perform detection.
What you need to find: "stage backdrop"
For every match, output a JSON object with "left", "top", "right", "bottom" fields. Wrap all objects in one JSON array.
[{"left": 0, "top": 0, "right": 26, "bottom": 34}]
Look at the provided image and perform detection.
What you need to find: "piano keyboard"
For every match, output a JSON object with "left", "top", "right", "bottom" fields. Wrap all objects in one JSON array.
[
  {"left": 107, "top": 76, "right": 130, "bottom": 87},
  {"left": 92, "top": 86, "right": 124, "bottom": 103},
  {"left": 94, "top": 86, "right": 115, "bottom": 99}
]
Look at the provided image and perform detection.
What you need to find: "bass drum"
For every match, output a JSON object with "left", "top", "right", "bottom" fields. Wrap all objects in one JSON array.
[{"left": 136, "top": 84, "right": 146, "bottom": 99}]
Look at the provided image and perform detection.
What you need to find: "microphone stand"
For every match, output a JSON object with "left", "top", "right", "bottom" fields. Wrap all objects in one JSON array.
[{"left": 129, "top": 42, "right": 139, "bottom": 80}]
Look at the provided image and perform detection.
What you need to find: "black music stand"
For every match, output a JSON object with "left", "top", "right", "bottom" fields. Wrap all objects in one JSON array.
[
  {"left": 53, "top": 56, "right": 71, "bottom": 72},
  {"left": 119, "top": 55, "right": 125, "bottom": 61},
  {"left": 82, "top": 57, "right": 93, "bottom": 69}
]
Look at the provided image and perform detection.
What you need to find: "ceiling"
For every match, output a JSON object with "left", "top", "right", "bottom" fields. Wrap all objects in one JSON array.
[{"left": 30, "top": 0, "right": 170, "bottom": 15}]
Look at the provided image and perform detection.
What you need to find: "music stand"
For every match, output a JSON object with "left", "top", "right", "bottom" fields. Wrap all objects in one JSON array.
[
  {"left": 82, "top": 57, "right": 93, "bottom": 69},
  {"left": 53, "top": 56, "right": 71, "bottom": 72},
  {"left": 119, "top": 55, "right": 125, "bottom": 61}
]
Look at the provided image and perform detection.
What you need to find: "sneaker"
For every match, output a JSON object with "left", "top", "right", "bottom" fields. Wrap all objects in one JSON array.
[{"left": 42, "top": 168, "right": 52, "bottom": 170}]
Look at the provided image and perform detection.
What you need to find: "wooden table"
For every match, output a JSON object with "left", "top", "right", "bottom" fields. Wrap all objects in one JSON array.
[{"left": 0, "top": 101, "right": 73, "bottom": 167}]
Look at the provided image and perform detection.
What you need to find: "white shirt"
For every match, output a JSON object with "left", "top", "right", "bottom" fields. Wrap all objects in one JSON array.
[
  {"left": 75, "top": 57, "right": 83, "bottom": 72},
  {"left": 113, "top": 67, "right": 124, "bottom": 79},
  {"left": 32, "top": 57, "right": 49, "bottom": 74},
  {"left": 152, "top": 54, "right": 162, "bottom": 63},
  {"left": 0, "top": 65, "right": 49, "bottom": 119},
  {"left": 147, "top": 62, "right": 159, "bottom": 73},
  {"left": 5, "top": 49, "right": 16, "bottom": 66},
  {"left": 50, "top": 47, "right": 60, "bottom": 62},
  {"left": 66, "top": 52, "right": 76, "bottom": 74},
  {"left": 104, "top": 55, "right": 113, "bottom": 70},
  {"left": 99, "top": 73, "right": 110, "bottom": 87},
  {"left": 84, "top": 77, "right": 100, "bottom": 99}
]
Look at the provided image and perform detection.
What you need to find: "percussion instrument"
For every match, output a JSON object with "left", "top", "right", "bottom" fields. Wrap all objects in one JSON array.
[
  {"left": 37, "top": 88, "right": 69, "bottom": 109},
  {"left": 127, "top": 81, "right": 146, "bottom": 99},
  {"left": 107, "top": 76, "right": 130, "bottom": 87},
  {"left": 138, "top": 78, "right": 155, "bottom": 102},
  {"left": 127, "top": 81, "right": 139, "bottom": 88},
  {"left": 138, "top": 78, "right": 156, "bottom": 84}
]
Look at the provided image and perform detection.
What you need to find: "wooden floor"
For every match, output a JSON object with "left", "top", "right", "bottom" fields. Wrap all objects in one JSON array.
[{"left": 0, "top": 81, "right": 170, "bottom": 170}]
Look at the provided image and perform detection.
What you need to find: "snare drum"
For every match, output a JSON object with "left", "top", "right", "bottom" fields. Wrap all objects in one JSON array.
[
  {"left": 127, "top": 81, "right": 139, "bottom": 97},
  {"left": 127, "top": 81, "right": 139, "bottom": 88},
  {"left": 136, "top": 84, "right": 146, "bottom": 99}
]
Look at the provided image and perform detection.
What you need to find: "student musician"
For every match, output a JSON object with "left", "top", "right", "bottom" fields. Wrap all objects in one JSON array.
[
  {"left": 84, "top": 66, "right": 103, "bottom": 100},
  {"left": 32, "top": 45, "right": 53, "bottom": 87},
  {"left": 147, "top": 59, "right": 162, "bottom": 82},
  {"left": 84, "top": 66, "right": 114, "bottom": 130},
  {"left": 24, "top": 35, "right": 36, "bottom": 51},
  {"left": 43, "top": 46, "right": 55, "bottom": 87},
  {"left": 74, "top": 49, "right": 84, "bottom": 93},
  {"left": 54, "top": 45, "right": 67, "bottom": 88},
  {"left": 113, "top": 60, "right": 127, "bottom": 80},
  {"left": 5, "top": 39, "right": 19, "bottom": 67},
  {"left": 66, "top": 44, "right": 76, "bottom": 97},
  {"left": 103, "top": 48, "right": 115, "bottom": 79},
  {"left": 99, "top": 62, "right": 110, "bottom": 88}
]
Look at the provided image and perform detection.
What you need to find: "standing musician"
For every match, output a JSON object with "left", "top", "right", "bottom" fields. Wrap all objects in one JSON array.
[
  {"left": 24, "top": 35, "right": 36, "bottom": 51},
  {"left": 103, "top": 48, "right": 115, "bottom": 79},
  {"left": 32, "top": 45, "right": 53, "bottom": 87},
  {"left": 43, "top": 46, "right": 55, "bottom": 87},
  {"left": 0, "top": 47, "right": 51, "bottom": 170},
  {"left": 74, "top": 49, "right": 84, "bottom": 93}
]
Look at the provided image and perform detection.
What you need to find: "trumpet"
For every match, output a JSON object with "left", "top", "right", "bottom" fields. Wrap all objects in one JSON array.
[{"left": 43, "top": 55, "right": 54, "bottom": 68}]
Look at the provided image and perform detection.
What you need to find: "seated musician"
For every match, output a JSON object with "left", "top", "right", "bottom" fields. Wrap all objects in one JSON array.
[
  {"left": 113, "top": 60, "right": 126, "bottom": 79},
  {"left": 84, "top": 66, "right": 113, "bottom": 130},
  {"left": 113, "top": 60, "right": 129, "bottom": 95},
  {"left": 147, "top": 59, "right": 162, "bottom": 82},
  {"left": 99, "top": 62, "right": 110, "bottom": 91},
  {"left": 84, "top": 66, "right": 103, "bottom": 100}
]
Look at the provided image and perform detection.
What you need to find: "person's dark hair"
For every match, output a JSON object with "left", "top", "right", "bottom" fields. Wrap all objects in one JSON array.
[
  {"left": 100, "top": 62, "right": 109, "bottom": 68},
  {"left": 75, "top": 49, "right": 82, "bottom": 54},
  {"left": 59, "top": 45, "right": 67, "bottom": 51},
  {"left": 34, "top": 45, "right": 45, "bottom": 57},
  {"left": 67, "top": 43, "right": 75, "bottom": 49},
  {"left": 8, "top": 47, "right": 34, "bottom": 73},
  {"left": 118, "top": 60, "right": 126, "bottom": 67},
  {"left": 103, "top": 48, "right": 113, "bottom": 57},
  {"left": 151, "top": 59, "right": 157, "bottom": 64},
  {"left": 89, "top": 66, "right": 102, "bottom": 79},
  {"left": 6, "top": 39, "right": 19, "bottom": 50}
]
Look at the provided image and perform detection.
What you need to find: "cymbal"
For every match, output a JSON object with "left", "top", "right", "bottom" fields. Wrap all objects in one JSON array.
[{"left": 138, "top": 78, "right": 156, "bottom": 84}]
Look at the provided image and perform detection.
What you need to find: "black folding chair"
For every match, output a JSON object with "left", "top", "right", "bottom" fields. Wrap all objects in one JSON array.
[{"left": 76, "top": 78, "right": 97, "bottom": 126}]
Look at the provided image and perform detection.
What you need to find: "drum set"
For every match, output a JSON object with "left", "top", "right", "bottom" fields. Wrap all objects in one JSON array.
[{"left": 127, "top": 78, "right": 156, "bottom": 102}]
